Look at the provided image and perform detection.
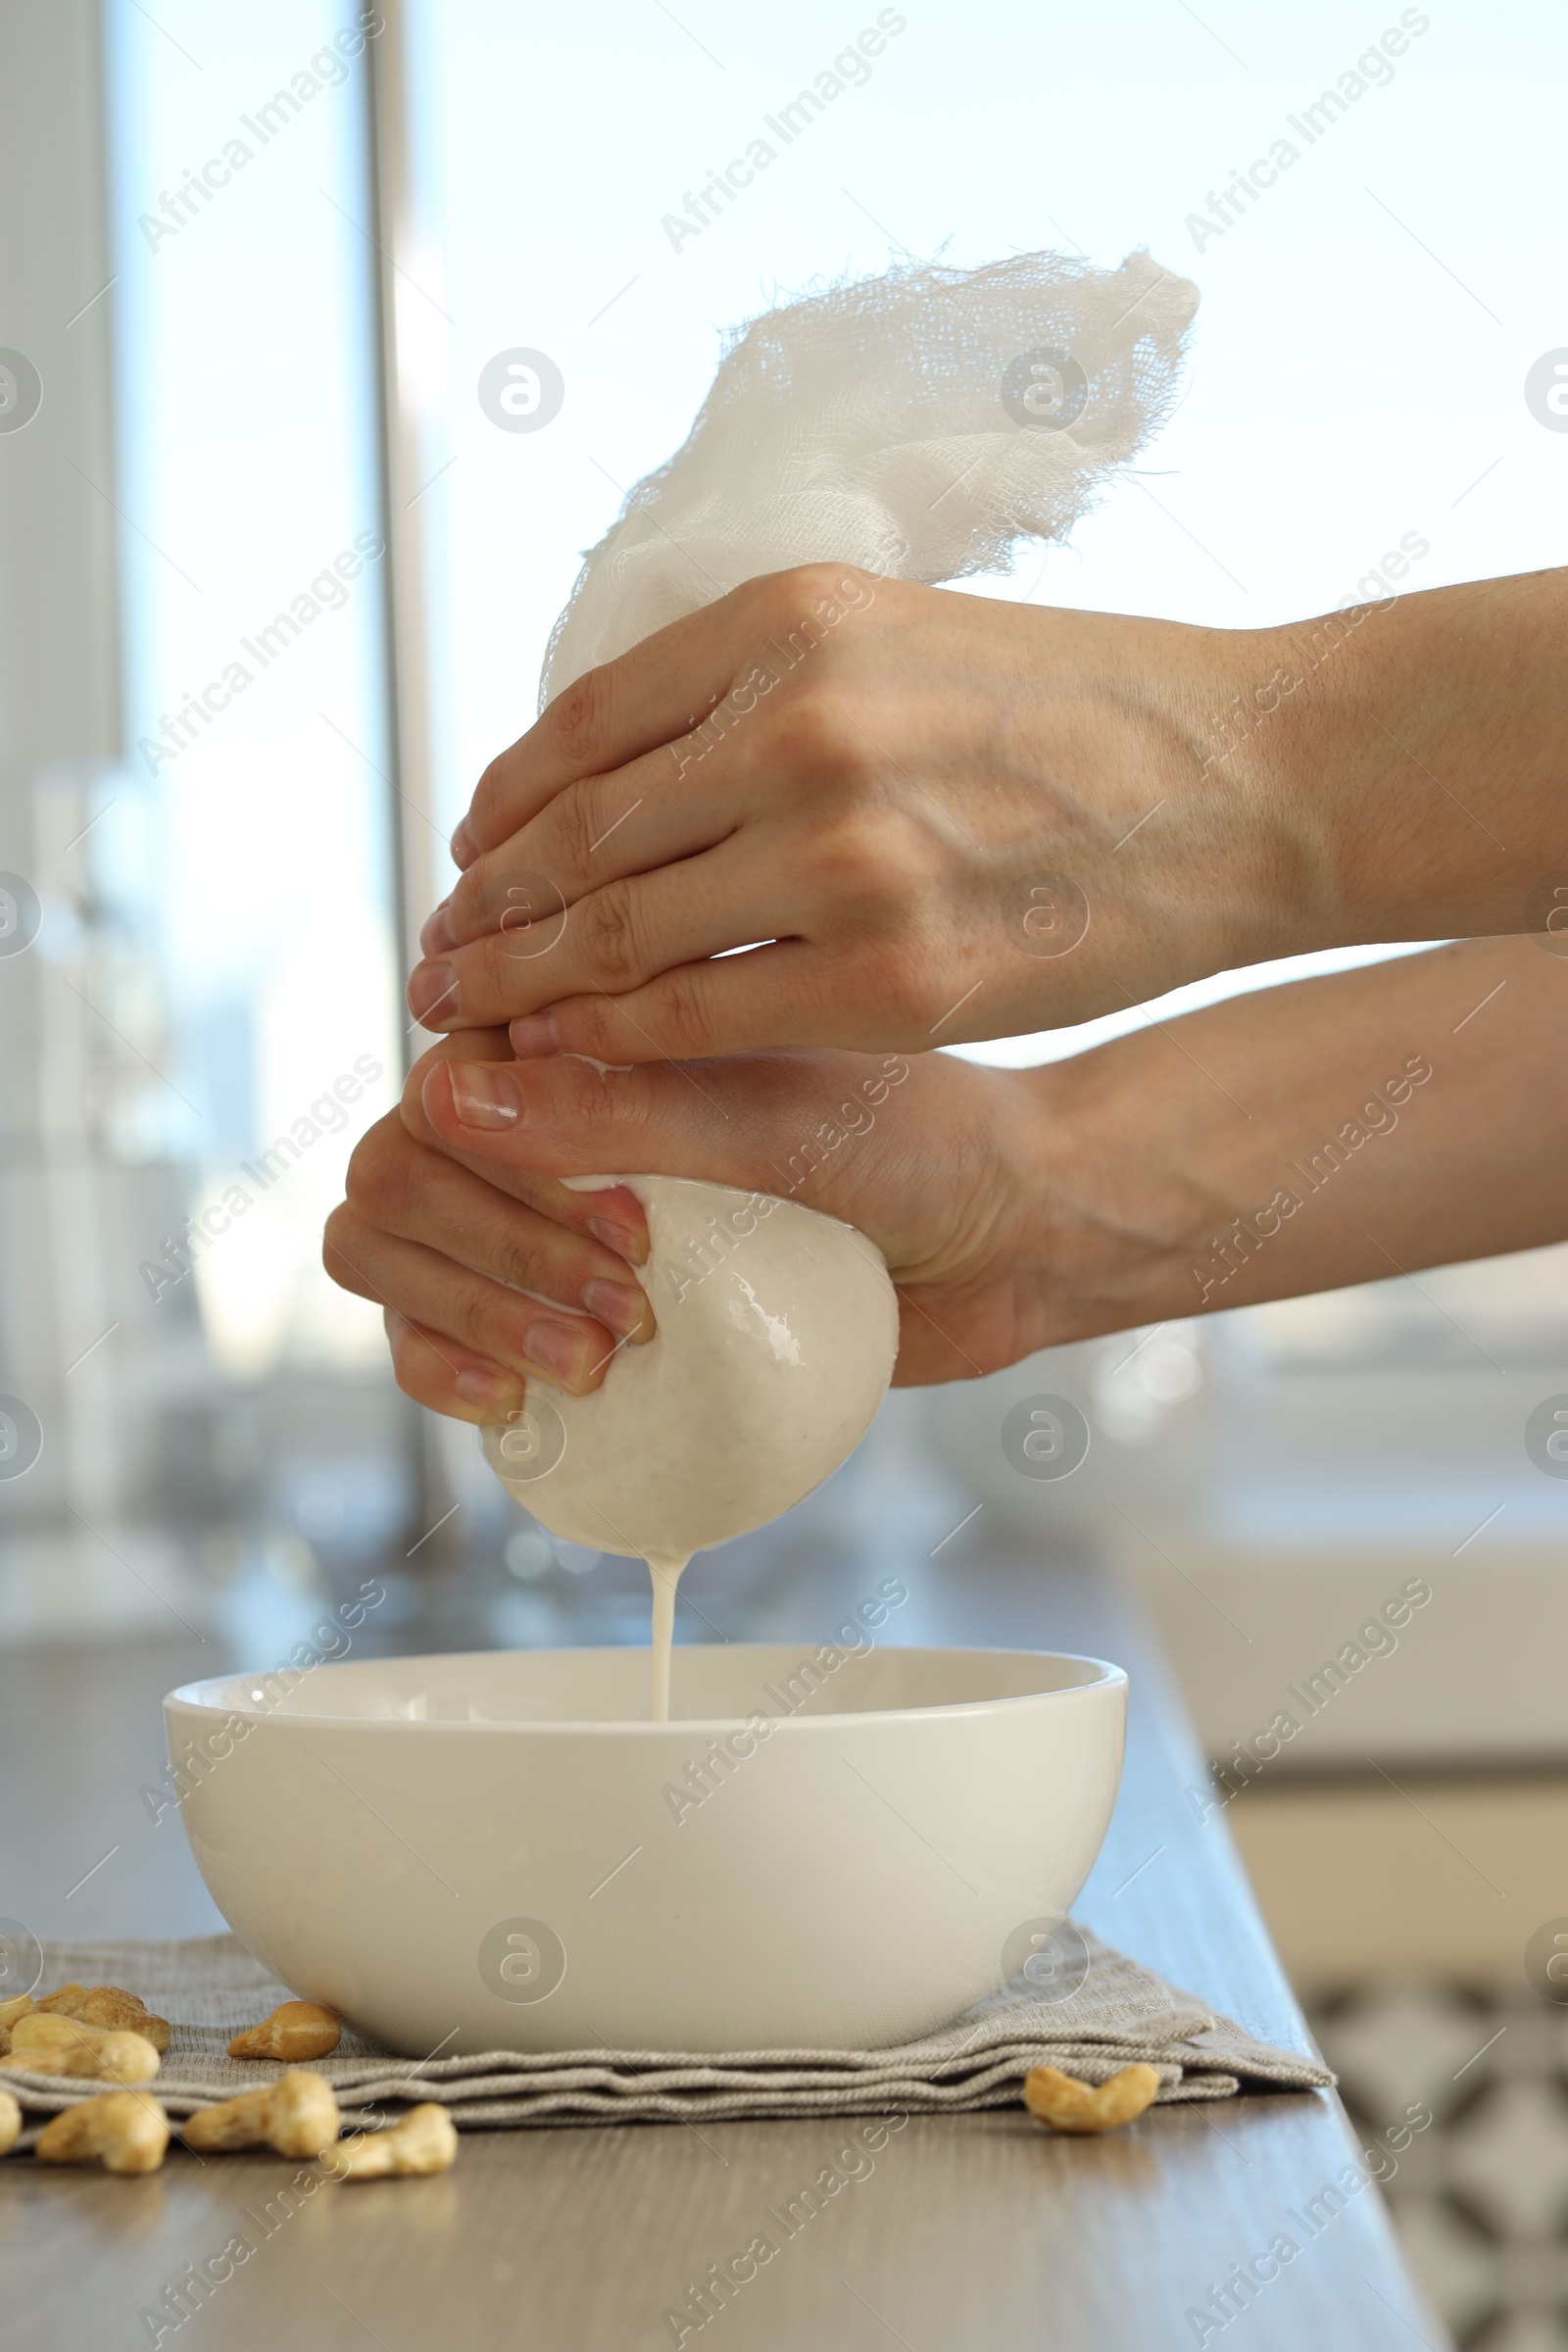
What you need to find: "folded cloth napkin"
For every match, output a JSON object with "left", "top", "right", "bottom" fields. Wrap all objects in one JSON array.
[{"left": 2, "top": 1930, "right": 1331, "bottom": 2144}]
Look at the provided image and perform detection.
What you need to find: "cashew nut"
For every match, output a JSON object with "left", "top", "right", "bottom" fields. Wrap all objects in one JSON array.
[
  {"left": 1, "top": 2012, "right": 161, "bottom": 2085},
  {"left": 1022, "top": 2062, "right": 1162, "bottom": 2134},
  {"left": 228, "top": 2000, "right": 341, "bottom": 2061},
  {"left": 321, "top": 2104, "right": 458, "bottom": 2180},
  {"left": 0, "top": 2089, "right": 21, "bottom": 2155},
  {"left": 181, "top": 2069, "right": 340, "bottom": 2158},
  {"left": 0, "top": 1994, "right": 34, "bottom": 2055},
  {"left": 35, "top": 2090, "right": 170, "bottom": 2175},
  {"left": 36, "top": 1983, "right": 172, "bottom": 2054}
]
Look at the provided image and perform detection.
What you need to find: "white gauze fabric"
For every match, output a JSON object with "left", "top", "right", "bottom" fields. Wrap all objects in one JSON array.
[
  {"left": 494, "top": 247, "right": 1199, "bottom": 1563},
  {"left": 541, "top": 246, "right": 1198, "bottom": 701}
]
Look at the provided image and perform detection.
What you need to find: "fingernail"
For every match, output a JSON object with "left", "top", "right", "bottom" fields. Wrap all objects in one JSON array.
[
  {"left": 420, "top": 902, "right": 455, "bottom": 956},
  {"left": 449, "top": 1061, "right": 521, "bottom": 1129},
  {"left": 583, "top": 1279, "right": 652, "bottom": 1341},
  {"left": 510, "top": 1012, "right": 560, "bottom": 1057},
  {"left": 455, "top": 1365, "right": 520, "bottom": 1411},
  {"left": 587, "top": 1215, "right": 648, "bottom": 1267},
  {"left": 450, "top": 816, "right": 477, "bottom": 865},
  {"left": 409, "top": 959, "right": 458, "bottom": 1023},
  {"left": 524, "top": 1319, "right": 587, "bottom": 1384}
]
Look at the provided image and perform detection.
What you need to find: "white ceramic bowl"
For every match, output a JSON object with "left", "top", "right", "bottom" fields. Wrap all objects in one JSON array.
[{"left": 165, "top": 1644, "right": 1126, "bottom": 2055}]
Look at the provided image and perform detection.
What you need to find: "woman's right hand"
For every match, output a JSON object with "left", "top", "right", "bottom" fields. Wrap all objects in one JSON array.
[{"left": 328, "top": 935, "right": 1568, "bottom": 1427}]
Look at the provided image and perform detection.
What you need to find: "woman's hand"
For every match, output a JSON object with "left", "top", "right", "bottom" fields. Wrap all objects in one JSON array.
[
  {"left": 328, "top": 1034, "right": 1129, "bottom": 1421},
  {"left": 407, "top": 565, "right": 1568, "bottom": 1069},
  {"left": 331, "top": 937, "right": 1568, "bottom": 1429},
  {"left": 405, "top": 565, "right": 1321, "bottom": 1061},
  {"left": 322, "top": 1030, "right": 659, "bottom": 1424}
]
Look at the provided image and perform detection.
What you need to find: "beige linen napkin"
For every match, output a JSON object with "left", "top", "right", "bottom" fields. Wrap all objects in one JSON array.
[{"left": 2, "top": 1929, "right": 1331, "bottom": 2145}]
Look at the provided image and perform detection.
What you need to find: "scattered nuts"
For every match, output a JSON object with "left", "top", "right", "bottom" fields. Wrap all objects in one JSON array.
[
  {"left": 182, "top": 2070, "right": 340, "bottom": 2159},
  {"left": 1022, "top": 2062, "right": 1162, "bottom": 2134},
  {"left": 36, "top": 1984, "right": 172, "bottom": 2054},
  {"left": 321, "top": 2104, "right": 458, "bottom": 2180},
  {"left": 0, "top": 1994, "right": 34, "bottom": 2055},
  {"left": 35, "top": 2090, "right": 170, "bottom": 2175},
  {"left": 0, "top": 2089, "right": 21, "bottom": 2155},
  {"left": 228, "top": 2000, "right": 341, "bottom": 2062},
  {"left": 1, "top": 2013, "right": 161, "bottom": 2085}
]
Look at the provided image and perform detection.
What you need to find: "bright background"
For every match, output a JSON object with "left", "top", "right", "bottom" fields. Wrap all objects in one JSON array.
[{"left": 2, "top": 9, "right": 1565, "bottom": 2333}]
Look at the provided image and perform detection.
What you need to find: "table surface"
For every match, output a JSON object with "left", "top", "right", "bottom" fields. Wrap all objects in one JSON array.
[{"left": 0, "top": 1547, "right": 1446, "bottom": 2352}]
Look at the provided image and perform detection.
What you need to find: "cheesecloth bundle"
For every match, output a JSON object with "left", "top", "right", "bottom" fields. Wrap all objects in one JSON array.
[
  {"left": 492, "top": 246, "right": 1200, "bottom": 1566},
  {"left": 542, "top": 245, "right": 1198, "bottom": 701}
]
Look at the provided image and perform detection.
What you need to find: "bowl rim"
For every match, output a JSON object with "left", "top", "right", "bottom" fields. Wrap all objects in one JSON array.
[{"left": 164, "top": 1642, "right": 1129, "bottom": 1737}]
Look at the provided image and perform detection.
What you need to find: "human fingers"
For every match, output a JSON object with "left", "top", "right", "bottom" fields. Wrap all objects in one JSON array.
[
  {"left": 379, "top": 1307, "right": 524, "bottom": 1427},
  {"left": 343, "top": 1110, "right": 655, "bottom": 1345},
  {"left": 398, "top": 1033, "right": 650, "bottom": 1264},
  {"left": 322, "top": 1200, "right": 627, "bottom": 1399},
  {"left": 427, "top": 738, "right": 733, "bottom": 958},
  {"left": 408, "top": 845, "right": 806, "bottom": 1036}
]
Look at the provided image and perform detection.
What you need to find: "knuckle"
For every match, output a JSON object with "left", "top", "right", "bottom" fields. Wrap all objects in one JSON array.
[
  {"left": 467, "top": 742, "right": 531, "bottom": 853},
  {"left": 545, "top": 781, "right": 600, "bottom": 883},
  {"left": 441, "top": 1282, "right": 491, "bottom": 1358},
  {"left": 766, "top": 562, "right": 854, "bottom": 619},
  {"left": 815, "top": 812, "right": 897, "bottom": 898},
  {"left": 492, "top": 1226, "right": 548, "bottom": 1297},
  {"left": 800, "top": 815, "right": 927, "bottom": 935},
  {"left": 385, "top": 1318, "right": 427, "bottom": 1392},
  {"left": 867, "top": 937, "right": 946, "bottom": 1029},
  {"left": 321, "top": 1203, "right": 355, "bottom": 1273},
  {"left": 322, "top": 1204, "right": 376, "bottom": 1291},
  {"left": 553, "top": 991, "right": 614, "bottom": 1066},
  {"left": 544, "top": 666, "right": 611, "bottom": 768},
  {"left": 535, "top": 1051, "right": 648, "bottom": 1150},
  {"left": 794, "top": 559, "right": 846, "bottom": 600},
  {"left": 343, "top": 1117, "right": 400, "bottom": 1218},
  {"left": 469, "top": 753, "right": 507, "bottom": 839},
  {"left": 770, "top": 683, "right": 869, "bottom": 781},
  {"left": 758, "top": 564, "right": 874, "bottom": 667},
  {"left": 446, "top": 855, "right": 495, "bottom": 940},
  {"left": 646, "top": 967, "right": 711, "bottom": 1058},
  {"left": 578, "top": 876, "right": 641, "bottom": 986}
]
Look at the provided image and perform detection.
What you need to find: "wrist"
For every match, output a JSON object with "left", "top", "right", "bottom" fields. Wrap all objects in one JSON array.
[
  {"left": 1079, "top": 615, "right": 1346, "bottom": 1000},
  {"left": 1252, "top": 573, "right": 1568, "bottom": 947},
  {"left": 1250, "top": 602, "right": 1421, "bottom": 947},
  {"left": 1002, "top": 1053, "right": 1222, "bottom": 1350},
  {"left": 1169, "top": 619, "right": 1351, "bottom": 965}
]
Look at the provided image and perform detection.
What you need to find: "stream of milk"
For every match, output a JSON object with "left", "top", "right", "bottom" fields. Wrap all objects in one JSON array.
[
  {"left": 646, "top": 1553, "right": 689, "bottom": 1722},
  {"left": 483, "top": 1175, "right": 900, "bottom": 1723}
]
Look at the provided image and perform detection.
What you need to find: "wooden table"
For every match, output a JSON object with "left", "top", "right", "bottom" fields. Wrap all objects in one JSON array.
[{"left": 0, "top": 1548, "right": 1446, "bottom": 2350}]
